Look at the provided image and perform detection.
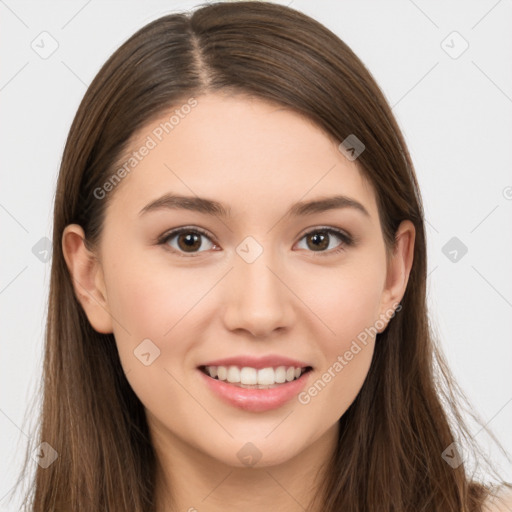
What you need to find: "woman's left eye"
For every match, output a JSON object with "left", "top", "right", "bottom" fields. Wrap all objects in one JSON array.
[
  {"left": 157, "top": 227, "right": 353, "bottom": 257},
  {"left": 296, "top": 227, "right": 353, "bottom": 255}
]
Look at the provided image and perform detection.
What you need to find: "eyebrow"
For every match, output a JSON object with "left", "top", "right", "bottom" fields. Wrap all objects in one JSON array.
[{"left": 138, "top": 193, "right": 370, "bottom": 219}]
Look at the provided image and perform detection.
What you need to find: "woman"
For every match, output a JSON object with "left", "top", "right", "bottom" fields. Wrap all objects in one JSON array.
[{"left": 12, "top": 1, "right": 511, "bottom": 510}]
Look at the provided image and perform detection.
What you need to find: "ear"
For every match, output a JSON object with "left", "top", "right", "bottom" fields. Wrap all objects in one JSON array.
[
  {"left": 61, "top": 224, "right": 113, "bottom": 334},
  {"left": 377, "top": 220, "right": 415, "bottom": 332}
]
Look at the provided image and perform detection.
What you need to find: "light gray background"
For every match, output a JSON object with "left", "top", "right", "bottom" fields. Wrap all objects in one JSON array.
[{"left": 1, "top": 0, "right": 511, "bottom": 508}]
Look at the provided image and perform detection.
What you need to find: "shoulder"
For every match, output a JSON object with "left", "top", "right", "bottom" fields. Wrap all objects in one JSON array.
[{"left": 482, "top": 485, "right": 512, "bottom": 512}]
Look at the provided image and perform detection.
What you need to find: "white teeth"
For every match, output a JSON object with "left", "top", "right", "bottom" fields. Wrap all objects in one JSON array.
[
  {"left": 217, "top": 366, "right": 227, "bottom": 380},
  {"left": 240, "top": 367, "right": 257, "bottom": 385},
  {"left": 257, "top": 367, "right": 275, "bottom": 386},
  {"left": 226, "top": 366, "right": 241, "bottom": 383},
  {"left": 203, "top": 365, "right": 307, "bottom": 386},
  {"left": 274, "top": 366, "right": 286, "bottom": 383}
]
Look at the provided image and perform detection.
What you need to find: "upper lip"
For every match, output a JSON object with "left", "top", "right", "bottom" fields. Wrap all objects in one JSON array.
[{"left": 198, "top": 355, "right": 313, "bottom": 370}]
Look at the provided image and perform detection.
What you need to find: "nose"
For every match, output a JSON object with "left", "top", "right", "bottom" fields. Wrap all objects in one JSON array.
[{"left": 222, "top": 251, "right": 295, "bottom": 339}]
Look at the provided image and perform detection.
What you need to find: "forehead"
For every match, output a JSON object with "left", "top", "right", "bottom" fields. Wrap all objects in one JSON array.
[{"left": 105, "top": 92, "right": 378, "bottom": 222}]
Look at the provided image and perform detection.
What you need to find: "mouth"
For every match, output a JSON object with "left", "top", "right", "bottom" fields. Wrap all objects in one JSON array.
[{"left": 198, "top": 364, "right": 313, "bottom": 389}]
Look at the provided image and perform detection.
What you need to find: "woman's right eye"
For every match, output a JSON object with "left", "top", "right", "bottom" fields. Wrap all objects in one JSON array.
[{"left": 158, "top": 227, "right": 217, "bottom": 257}]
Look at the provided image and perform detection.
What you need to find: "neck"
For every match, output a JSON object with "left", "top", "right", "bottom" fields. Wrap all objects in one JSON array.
[{"left": 152, "top": 422, "right": 339, "bottom": 512}]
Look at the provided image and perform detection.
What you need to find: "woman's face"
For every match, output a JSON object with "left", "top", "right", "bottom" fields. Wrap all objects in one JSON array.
[{"left": 63, "top": 92, "right": 413, "bottom": 469}]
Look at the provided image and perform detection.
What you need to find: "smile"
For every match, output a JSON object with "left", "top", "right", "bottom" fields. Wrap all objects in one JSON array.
[
  {"left": 197, "top": 365, "right": 313, "bottom": 412},
  {"left": 199, "top": 365, "right": 312, "bottom": 388}
]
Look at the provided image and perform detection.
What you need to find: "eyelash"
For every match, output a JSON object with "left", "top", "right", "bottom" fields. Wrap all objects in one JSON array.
[{"left": 156, "top": 226, "right": 354, "bottom": 258}]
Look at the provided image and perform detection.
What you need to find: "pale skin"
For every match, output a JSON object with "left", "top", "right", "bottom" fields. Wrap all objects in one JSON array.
[{"left": 62, "top": 92, "right": 421, "bottom": 511}]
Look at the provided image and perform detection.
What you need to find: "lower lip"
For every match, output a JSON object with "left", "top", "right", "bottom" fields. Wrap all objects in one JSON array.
[{"left": 197, "top": 368, "right": 312, "bottom": 412}]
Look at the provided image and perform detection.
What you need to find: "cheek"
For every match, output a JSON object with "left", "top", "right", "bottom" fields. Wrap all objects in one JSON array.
[
  {"left": 103, "top": 252, "right": 213, "bottom": 387},
  {"left": 320, "top": 339, "right": 375, "bottom": 419},
  {"left": 103, "top": 255, "right": 204, "bottom": 412},
  {"left": 299, "top": 299, "right": 376, "bottom": 418},
  {"left": 299, "top": 256, "right": 386, "bottom": 345},
  {"left": 105, "top": 252, "right": 205, "bottom": 339},
  {"left": 294, "top": 256, "right": 383, "bottom": 413}
]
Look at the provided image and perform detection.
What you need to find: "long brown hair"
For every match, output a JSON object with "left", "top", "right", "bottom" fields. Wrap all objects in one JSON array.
[{"left": 10, "top": 2, "right": 509, "bottom": 510}]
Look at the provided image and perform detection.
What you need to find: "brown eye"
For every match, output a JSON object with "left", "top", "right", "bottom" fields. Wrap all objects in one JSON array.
[
  {"left": 176, "top": 232, "right": 202, "bottom": 252},
  {"left": 160, "top": 228, "right": 216, "bottom": 256},
  {"left": 305, "top": 231, "right": 330, "bottom": 251},
  {"left": 296, "top": 228, "right": 353, "bottom": 255}
]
